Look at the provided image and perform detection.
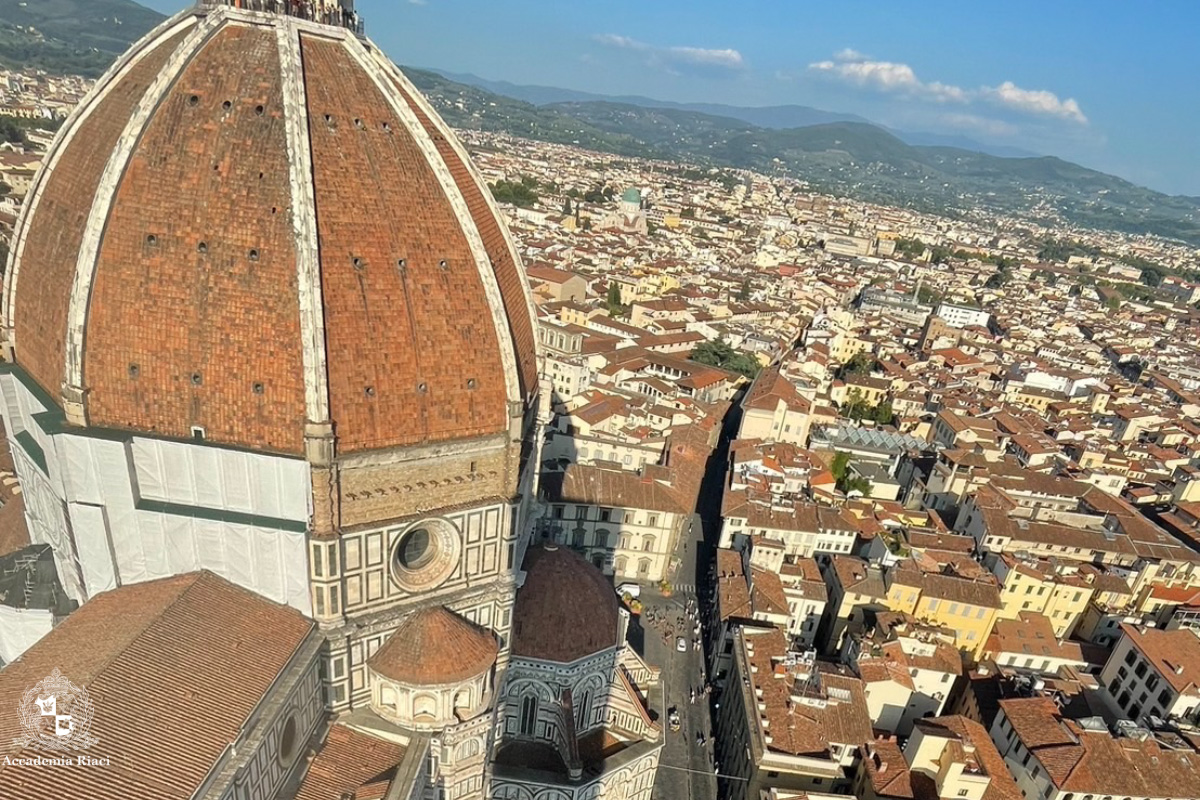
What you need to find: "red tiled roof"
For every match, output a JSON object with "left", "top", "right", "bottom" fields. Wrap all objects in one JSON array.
[
  {"left": 512, "top": 544, "right": 619, "bottom": 663},
  {"left": 369, "top": 606, "right": 498, "bottom": 686},
  {"left": 294, "top": 724, "right": 407, "bottom": 800},
  {"left": 0, "top": 571, "right": 313, "bottom": 800}
]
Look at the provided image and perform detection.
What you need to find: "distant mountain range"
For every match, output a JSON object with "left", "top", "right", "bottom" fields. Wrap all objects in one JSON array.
[
  {"left": 432, "top": 70, "right": 1041, "bottom": 160},
  {"left": 3, "top": 2, "right": 1198, "bottom": 244},
  {"left": 0, "top": 0, "right": 163, "bottom": 77},
  {"left": 405, "top": 68, "right": 1200, "bottom": 244}
]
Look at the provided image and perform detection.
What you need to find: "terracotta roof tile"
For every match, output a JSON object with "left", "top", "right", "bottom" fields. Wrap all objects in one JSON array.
[
  {"left": 294, "top": 724, "right": 406, "bottom": 800},
  {"left": 0, "top": 571, "right": 313, "bottom": 799},
  {"left": 512, "top": 545, "right": 619, "bottom": 663},
  {"left": 369, "top": 606, "right": 498, "bottom": 685}
]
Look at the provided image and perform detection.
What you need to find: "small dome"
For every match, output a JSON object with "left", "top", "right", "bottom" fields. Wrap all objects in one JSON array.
[
  {"left": 369, "top": 606, "right": 498, "bottom": 685},
  {"left": 621, "top": 187, "right": 641, "bottom": 204},
  {"left": 511, "top": 544, "right": 619, "bottom": 663}
]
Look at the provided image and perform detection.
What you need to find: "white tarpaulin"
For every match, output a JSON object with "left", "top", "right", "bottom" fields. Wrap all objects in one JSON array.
[
  {"left": 68, "top": 502, "right": 117, "bottom": 596},
  {"left": 130, "top": 438, "right": 308, "bottom": 522},
  {"left": 0, "top": 606, "right": 54, "bottom": 665}
]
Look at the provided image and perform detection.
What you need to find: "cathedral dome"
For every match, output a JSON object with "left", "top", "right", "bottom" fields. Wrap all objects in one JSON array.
[
  {"left": 1, "top": 3, "right": 537, "bottom": 456},
  {"left": 369, "top": 605, "right": 498, "bottom": 686},
  {"left": 511, "top": 543, "right": 620, "bottom": 664}
]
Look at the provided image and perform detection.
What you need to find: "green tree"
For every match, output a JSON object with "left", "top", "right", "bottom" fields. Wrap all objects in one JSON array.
[
  {"left": 1105, "top": 296, "right": 1121, "bottom": 311},
  {"left": 737, "top": 282, "right": 751, "bottom": 302},
  {"left": 583, "top": 185, "right": 608, "bottom": 203},
  {"left": 985, "top": 268, "right": 1011, "bottom": 289},
  {"left": 843, "top": 389, "right": 872, "bottom": 422},
  {"left": 680, "top": 207, "right": 696, "bottom": 219},
  {"left": 829, "top": 451, "right": 871, "bottom": 496},
  {"left": 843, "top": 476, "right": 873, "bottom": 497},
  {"left": 489, "top": 176, "right": 540, "bottom": 208},
  {"left": 874, "top": 400, "right": 894, "bottom": 426},
  {"left": 917, "top": 284, "right": 943, "bottom": 305},
  {"left": 893, "top": 238, "right": 927, "bottom": 258},
  {"left": 606, "top": 283, "right": 623, "bottom": 314},
  {"left": 840, "top": 352, "right": 875, "bottom": 378},
  {"left": 690, "top": 339, "right": 761, "bottom": 379},
  {"left": 830, "top": 451, "right": 852, "bottom": 482},
  {"left": 562, "top": 197, "right": 573, "bottom": 216}
]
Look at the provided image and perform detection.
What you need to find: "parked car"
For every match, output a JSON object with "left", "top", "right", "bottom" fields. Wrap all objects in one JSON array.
[
  {"left": 669, "top": 709, "right": 681, "bottom": 731},
  {"left": 676, "top": 637, "right": 687, "bottom": 652},
  {"left": 616, "top": 583, "right": 641, "bottom": 598}
]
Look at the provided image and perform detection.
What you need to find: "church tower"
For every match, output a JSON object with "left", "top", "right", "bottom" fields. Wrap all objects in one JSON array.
[{"left": 0, "top": 1, "right": 541, "bottom": 797}]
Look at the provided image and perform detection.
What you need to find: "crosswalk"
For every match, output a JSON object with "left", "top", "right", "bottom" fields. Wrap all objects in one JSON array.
[{"left": 672, "top": 583, "right": 697, "bottom": 594}]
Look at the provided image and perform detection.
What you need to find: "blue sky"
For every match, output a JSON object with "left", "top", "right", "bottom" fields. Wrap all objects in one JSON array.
[{"left": 143, "top": 1, "right": 1199, "bottom": 196}]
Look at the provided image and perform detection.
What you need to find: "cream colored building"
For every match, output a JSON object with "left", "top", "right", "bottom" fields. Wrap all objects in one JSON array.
[{"left": 988, "top": 553, "right": 1094, "bottom": 638}]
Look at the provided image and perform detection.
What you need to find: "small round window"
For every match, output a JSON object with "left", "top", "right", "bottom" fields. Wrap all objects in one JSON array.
[
  {"left": 389, "top": 519, "right": 461, "bottom": 592},
  {"left": 278, "top": 714, "right": 299, "bottom": 764},
  {"left": 396, "top": 527, "right": 434, "bottom": 570}
]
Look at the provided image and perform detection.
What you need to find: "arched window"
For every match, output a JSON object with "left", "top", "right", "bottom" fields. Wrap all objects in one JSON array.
[
  {"left": 619, "top": 534, "right": 631, "bottom": 550},
  {"left": 457, "top": 738, "right": 482, "bottom": 761},
  {"left": 454, "top": 688, "right": 471, "bottom": 711},
  {"left": 595, "top": 529, "right": 612, "bottom": 548},
  {"left": 413, "top": 693, "right": 437, "bottom": 721},
  {"left": 643, "top": 535, "right": 657, "bottom": 552},
  {"left": 637, "top": 558, "right": 651, "bottom": 578},
  {"left": 577, "top": 690, "right": 592, "bottom": 729},
  {"left": 519, "top": 695, "right": 538, "bottom": 736},
  {"left": 380, "top": 684, "right": 398, "bottom": 710},
  {"left": 615, "top": 556, "right": 628, "bottom": 574}
]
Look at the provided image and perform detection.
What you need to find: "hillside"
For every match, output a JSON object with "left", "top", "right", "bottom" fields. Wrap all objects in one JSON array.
[
  {"left": 406, "top": 70, "right": 1200, "bottom": 244},
  {"left": 1, "top": 4, "right": 1194, "bottom": 244},
  {"left": 0, "top": 0, "right": 164, "bottom": 77}
]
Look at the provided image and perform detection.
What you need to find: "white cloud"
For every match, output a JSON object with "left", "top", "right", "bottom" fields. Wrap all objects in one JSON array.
[
  {"left": 668, "top": 46, "right": 745, "bottom": 69},
  {"left": 593, "top": 34, "right": 746, "bottom": 73},
  {"left": 809, "top": 50, "right": 1087, "bottom": 125},
  {"left": 983, "top": 81, "right": 1087, "bottom": 124},
  {"left": 408, "top": 0, "right": 427, "bottom": 5},
  {"left": 592, "top": 34, "right": 647, "bottom": 51},
  {"left": 809, "top": 57, "right": 964, "bottom": 103}
]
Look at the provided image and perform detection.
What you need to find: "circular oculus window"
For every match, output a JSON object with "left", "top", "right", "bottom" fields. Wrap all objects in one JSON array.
[
  {"left": 278, "top": 714, "right": 299, "bottom": 765},
  {"left": 390, "top": 519, "right": 460, "bottom": 592}
]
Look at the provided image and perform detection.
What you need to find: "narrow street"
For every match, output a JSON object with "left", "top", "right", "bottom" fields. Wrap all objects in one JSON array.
[
  {"left": 645, "top": 402, "right": 741, "bottom": 800},
  {"left": 642, "top": 514, "right": 716, "bottom": 800}
]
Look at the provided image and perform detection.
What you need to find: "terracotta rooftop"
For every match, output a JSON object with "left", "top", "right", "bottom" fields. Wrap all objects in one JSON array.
[
  {"left": 512, "top": 544, "right": 620, "bottom": 663},
  {"left": 1000, "top": 696, "right": 1200, "bottom": 796},
  {"left": 0, "top": 571, "right": 313, "bottom": 799},
  {"left": 293, "top": 724, "right": 407, "bottom": 800},
  {"left": 916, "top": 715, "right": 1021, "bottom": 800},
  {"left": 369, "top": 606, "right": 499, "bottom": 686},
  {"left": 1119, "top": 623, "right": 1200, "bottom": 693}
]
